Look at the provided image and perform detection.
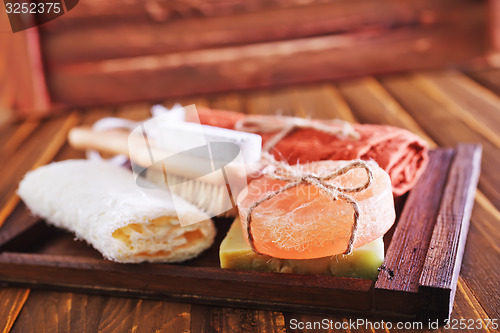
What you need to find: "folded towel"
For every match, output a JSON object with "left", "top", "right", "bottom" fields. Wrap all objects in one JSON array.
[{"left": 193, "top": 107, "right": 428, "bottom": 196}]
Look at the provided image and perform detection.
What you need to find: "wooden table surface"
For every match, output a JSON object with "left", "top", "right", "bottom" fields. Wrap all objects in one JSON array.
[{"left": 0, "top": 69, "right": 499, "bottom": 332}]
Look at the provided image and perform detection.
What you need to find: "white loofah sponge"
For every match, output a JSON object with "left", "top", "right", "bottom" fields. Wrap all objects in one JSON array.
[{"left": 17, "top": 159, "right": 216, "bottom": 263}]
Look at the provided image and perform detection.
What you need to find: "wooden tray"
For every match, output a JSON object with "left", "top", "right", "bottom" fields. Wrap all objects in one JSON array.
[{"left": 0, "top": 144, "right": 481, "bottom": 321}]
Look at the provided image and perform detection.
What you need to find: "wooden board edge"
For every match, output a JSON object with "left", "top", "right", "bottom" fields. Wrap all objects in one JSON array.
[
  {"left": 417, "top": 143, "right": 482, "bottom": 321},
  {"left": 41, "top": 1, "right": 482, "bottom": 65},
  {"left": 0, "top": 252, "right": 374, "bottom": 313},
  {"left": 47, "top": 23, "right": 487, "bottom": 107},
  {"left": 373, "top": 148, "right": 455, "bottom": 315},
  {"left": 0, "top": 278, "right": 412, "bottom": 321},
  {"left": 0, "top": 252, "right": 373, "bottom": 290}
]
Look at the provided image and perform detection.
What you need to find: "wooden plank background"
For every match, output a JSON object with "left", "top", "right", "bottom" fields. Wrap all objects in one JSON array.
[
  {"left": 0, "top": 68, "right": 499, "bottom": 332},
  {"left": 1, "top": 0, "right": 493, "bottom": 120},
  {"left": 42, "top": 0, "right": 487, "bottom": 108}
]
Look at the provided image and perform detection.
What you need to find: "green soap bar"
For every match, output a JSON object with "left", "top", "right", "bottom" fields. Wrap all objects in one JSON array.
[{"left": 220, "top": 218, "right": 384, "bottom": 280}]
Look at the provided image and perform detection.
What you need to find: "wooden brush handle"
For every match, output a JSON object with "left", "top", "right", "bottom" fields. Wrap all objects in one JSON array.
[
  {"left": 68, "top": 126, "right": 251, "bottom": 186},
  {"left": 69, "top": 126, "right": 131, "bottom": 157},
  {"left": 69, "top": 126, "right": 167, "bottom": 169}
]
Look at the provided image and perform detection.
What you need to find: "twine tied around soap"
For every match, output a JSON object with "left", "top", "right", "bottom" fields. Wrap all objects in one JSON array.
[
  {"left": 246, "top": 154, "right": 374, "bottom": 256},
  {"left": 235, "top": 114, "right": 360, "bottom": 154}
]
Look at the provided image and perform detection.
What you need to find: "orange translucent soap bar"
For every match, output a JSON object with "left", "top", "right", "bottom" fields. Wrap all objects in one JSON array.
[{"left": 237, "top": 160, "right": 395, "bottom": 259}]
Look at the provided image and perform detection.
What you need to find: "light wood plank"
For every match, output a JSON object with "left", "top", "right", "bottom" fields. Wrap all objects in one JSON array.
[
  {"left": 246, "top": 88, "right": 299, "bottom": 116},
  {"left": 459, "top": 192, "right": 500, "bottom": 319},
  {"left": 338, "top": 77, "right": 436, "bottom": 147},
  {"left": 209, "top": 93, "right": 245, "bottom": 113},
  {"left": 292, "top": 84, "right": 356, "bottom": 122},
  {"left": 380, "top": 74, "right": 500, "bottom": 209},
  {"left": 115, "top": 103, "right": 152, "bottom": 121},
  {"left": 0, "top": 112, "right": 81, "bottom": 228},
  {"left": 0, "top": 288, "right": 30, "bottom": 333},
  {"left": 0, "top": 119, "right": 40, "bottom": 162},
  {"left": 414, "top": 72, "right": 500, "bottom": 148}
]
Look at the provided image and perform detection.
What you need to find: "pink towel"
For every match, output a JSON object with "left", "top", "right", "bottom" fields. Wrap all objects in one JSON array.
[{"left": 195, "top": 107, "right": 429, "bottom": 196}]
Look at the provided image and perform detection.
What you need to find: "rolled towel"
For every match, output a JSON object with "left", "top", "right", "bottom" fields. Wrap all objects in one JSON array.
[
  {"left": 193, "top": 108, "right": 428, "bottom": 196},
  {"left": 17, "top": 160, "right": 216, "bottom": 263}
]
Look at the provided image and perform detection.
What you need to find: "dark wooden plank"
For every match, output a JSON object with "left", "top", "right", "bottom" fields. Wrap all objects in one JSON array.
[
  {"left": 46, "top": 21, "right": 486, "bottom": 108},
  {"left": 40, "top": 0, "right": 477, "bottom": 30},
  {"left": 10, "top": 291, "right": 107, "bottom": 333},
  {"left": 9, "top": 292, "right": 284, "bottom": 333},
  {"left": 0, "top": 204, "right": 41, "bottom": 251},
  {"left": 0, "top": 253, "right": 374, "bottom": 315},
  {"left": 0, "top": 288, "right": 30, "bottom": 333},
  {"left": 189, "top": 304, "right": 214, "bottom": 333},
  {"left": 40, "top": 0, "right": 477, "bottom": 64},
  {"left": 374, "top": 149, "right": 455, "bottom": 315},
  {"left": 431, "top": 278, "right": 494, "bottom": 333},
  {"left": 191, "top": 305, "right": 286, "bottom": 333},
  {"left": 96, "top": 297, "right": 191, "bottom": 333},
  {"left": 380, "top": 74, "right": 500, "bottom": 209},
  {"left": 41, "top": 0, "right": 341, "bottom": 27},
  {"left": 419, "top": 144, "right": 482, "bottom": 321}
]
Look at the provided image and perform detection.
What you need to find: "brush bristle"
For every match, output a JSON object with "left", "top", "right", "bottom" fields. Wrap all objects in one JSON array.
[{"left": 146, "top": 172, "right": 237, "bottom": 217}]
